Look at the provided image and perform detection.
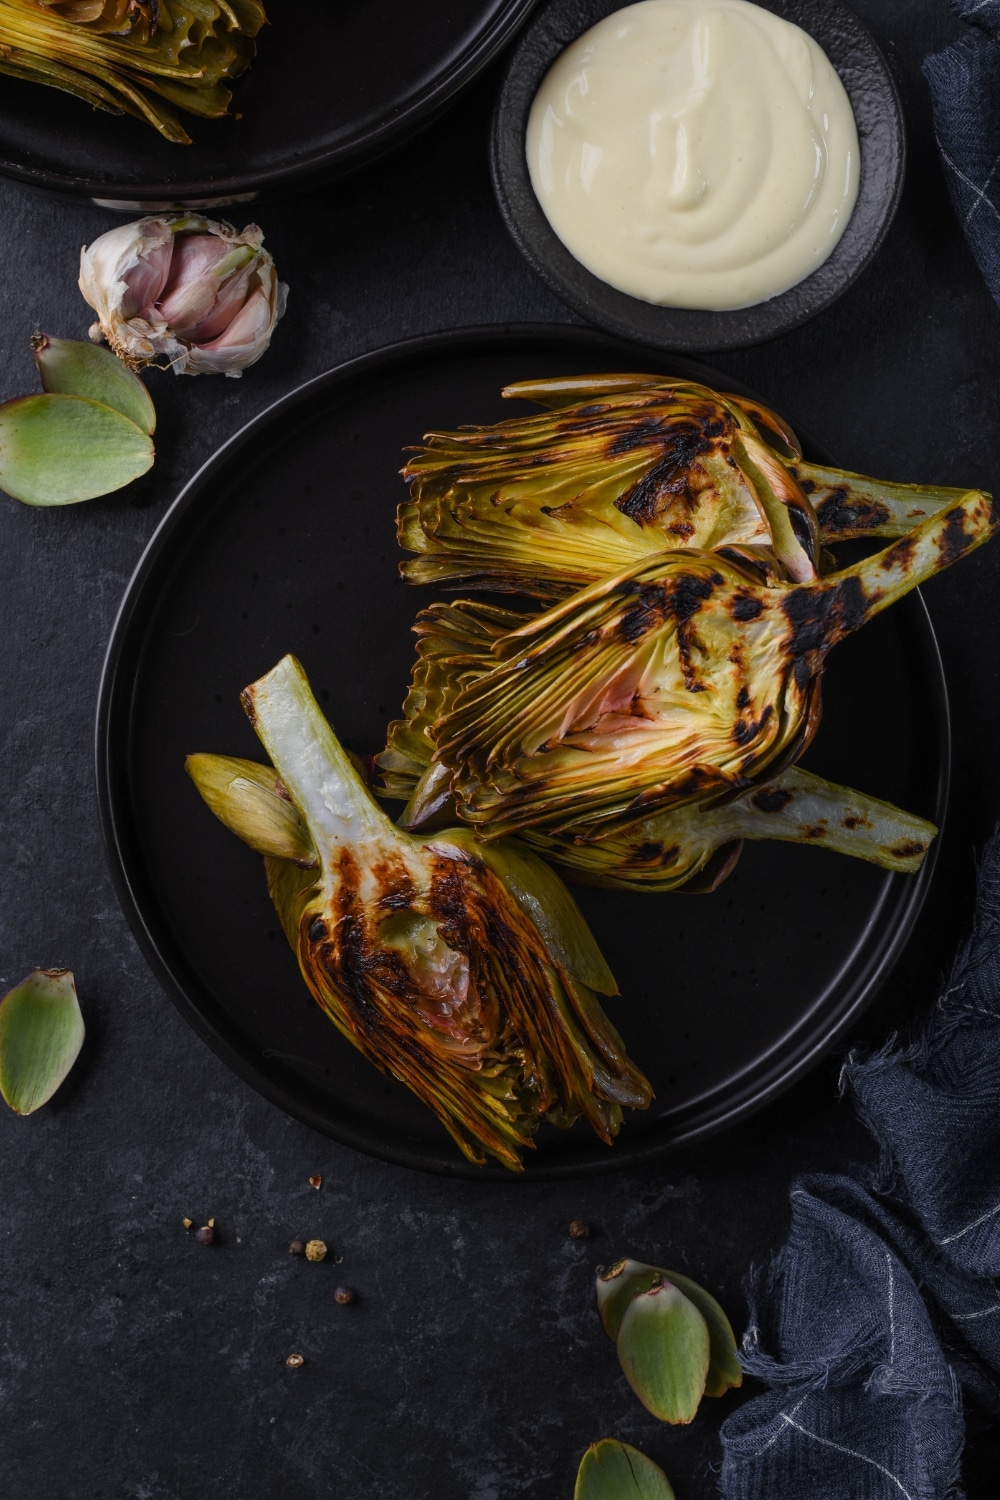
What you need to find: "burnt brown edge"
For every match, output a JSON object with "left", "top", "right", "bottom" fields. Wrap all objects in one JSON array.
[
  {"left": 0, "top": 0, "right": 539, "bottom": 205},
  {"left": 94, "top": 323, "right": 950, "bottom": 1181}
]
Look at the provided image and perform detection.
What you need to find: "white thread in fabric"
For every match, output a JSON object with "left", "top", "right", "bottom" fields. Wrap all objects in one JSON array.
[
  {"left": 964, "top": 0, "right": 997, "bottom": 15},
  {"left": 747, "top": 1396, "right": 808, "bottom": 1460},
  {"left": 952, "top": 1302, "right": 1000, "bottom": 1321},
  {"left": 886, "top": 1254, "right": 896, "bottom": 1364},
  {"left": 936, "top": 140, "right": 1000, "bottom": 229},
  {"left": 780, "top": 1415, "right": 915, "bottom": 1500},
  {"left": 966, "top": 154, "right": 1000, "bottom": 226},
  {"left": 938, "top": 1197, "right": 1000, "bottom": 1246}
]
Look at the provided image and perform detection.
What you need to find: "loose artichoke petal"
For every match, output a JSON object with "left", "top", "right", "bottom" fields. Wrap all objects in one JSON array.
[
  {"left": 575, "top": 1441, "right": 676, "bottom": 1500},
  {"left": 615, "top": 1279, "right": 711, "bottom": 1424},
  {"left": 32, "top": 333, "right": 156, "bottom": 435},
  {"left": 663, "top": 1270, "right": 742, "bottom": 1398},
  {"left": 185, "top": 753, "right": 316, "bottom": 867},
  {"left": 0, "top": 393, "right": 153, "bottom": 505},
  {"left": 0, "top": 968, "right": 85, "bottom": 1115}
]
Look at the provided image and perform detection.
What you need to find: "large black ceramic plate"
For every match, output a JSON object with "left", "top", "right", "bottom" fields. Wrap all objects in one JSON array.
[
  {"left": 491, "top": 0, "right": 905, "bottom": 352},
  {"left": 0, "top": 0, "right": 537, "bottom": 207},
  {"left": 96, "top": 325, "right": 948, "bottom": 1179}
]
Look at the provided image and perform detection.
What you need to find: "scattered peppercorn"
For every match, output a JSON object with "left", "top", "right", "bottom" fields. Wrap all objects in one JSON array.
[
  {"left": 195, "top": 1224, "right": 215, "bottom": 1245},
  {"left": 568, "top": 1219, "right": 591, "bottom": 1239},
  {"left": 289, "top": 1239, "right": 306, "bottom": 1257},
  {"left": 309, "top": 1175, "right": 323, "bottom": 1190},
  {"left": 334, "top": 1286, "right": 355, "bottom": 1306},
  {"left": 285, "top": 1353, "right": 305, "bottom": 1369},
  {"left": 182, "top": 1218, "right": 193, "bottom": 1230},
  {"left": 305, "top": 1239, "right": 327, "bottom": 1263}
]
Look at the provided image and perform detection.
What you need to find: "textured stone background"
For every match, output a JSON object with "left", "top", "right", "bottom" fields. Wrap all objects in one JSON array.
[{"left": 1, "top": 2, "right": 999, "bottom": 1496}]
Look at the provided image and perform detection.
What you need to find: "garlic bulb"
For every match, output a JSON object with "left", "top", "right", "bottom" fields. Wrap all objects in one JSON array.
[{"left": 79, "top": 213, "right": 288, "bottom": 378}]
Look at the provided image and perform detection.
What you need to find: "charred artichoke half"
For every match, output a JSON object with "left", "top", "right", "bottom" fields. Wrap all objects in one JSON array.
[
  {"left": 186, "top": 656, "right": 651, "bottom": 1171},
  {"left": 380, "top": 491, "right": 994, "bottom": 877},
  {"left": 0, "top": 0, "right": 266, "bottom": 143},
  {"left": 399, "top": 374, "right": 971, "bottom": 599}
]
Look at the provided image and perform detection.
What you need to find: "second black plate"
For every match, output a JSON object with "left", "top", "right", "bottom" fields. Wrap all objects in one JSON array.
[
  {"left": 0, "top": 0, "right": 537, "bottom": 206},
  {"left": 96, "top": 325, "right": 948, "bottom": 1179}
]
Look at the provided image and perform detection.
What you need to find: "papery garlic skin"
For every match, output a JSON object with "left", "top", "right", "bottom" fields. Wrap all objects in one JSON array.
[{"left": 79, "top": 214, "right": 288, "bottom": 378}]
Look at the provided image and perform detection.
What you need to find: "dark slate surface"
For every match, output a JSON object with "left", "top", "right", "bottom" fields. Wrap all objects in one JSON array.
[{"left": 1, "top": 2, "right": 998, "bottom": 1496}]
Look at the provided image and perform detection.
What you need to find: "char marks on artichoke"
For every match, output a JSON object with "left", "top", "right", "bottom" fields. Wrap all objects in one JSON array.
[
  {"left": 187, "top": 656, "right": 651, "bottom": 1172},
  {"left": 399, "top": 374, "right": 973, "bottom": 600}
]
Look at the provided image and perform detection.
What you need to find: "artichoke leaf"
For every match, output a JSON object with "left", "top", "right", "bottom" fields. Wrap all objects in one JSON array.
[
  {"left": 185, "top": 753, "right": 316, "bottom": 867},
  {"left": 575, "top": 1441, "right": 676, "bottom": 1500},
  {"left": 0, "top": 968, "right": 85, "bottom": 1114},
  {"left": 0, "top": 393, "right": 153, "bottom": 505},
  {"left": 615, "top": 1278, "right": 711, "bottom": 1424},
  {"left": 32, "top": 333, "right": 156, "bottom": 434}
]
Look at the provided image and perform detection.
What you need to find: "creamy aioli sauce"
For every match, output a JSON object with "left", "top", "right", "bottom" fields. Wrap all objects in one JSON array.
[{"left": 526, "top": 0, "right": 860, "bottom": 310}]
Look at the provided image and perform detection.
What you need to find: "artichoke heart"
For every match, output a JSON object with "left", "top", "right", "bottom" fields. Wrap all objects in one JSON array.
[
  {"left": 186, "top": 656, "right": 652, "bottom": 1172},
  {"left": 0, "top": 0, "right": 266, "bottom": 143},
  {"left": 399, "top": 374, "right": 973, "bottom": 599},
  {"left": 379, "top": 491, "right": 993, "bottom": 873}
]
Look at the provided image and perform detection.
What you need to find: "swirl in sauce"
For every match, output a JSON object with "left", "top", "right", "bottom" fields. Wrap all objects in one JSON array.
[{"left": 526, "top": 0, "right": 860, "bottom": 310}]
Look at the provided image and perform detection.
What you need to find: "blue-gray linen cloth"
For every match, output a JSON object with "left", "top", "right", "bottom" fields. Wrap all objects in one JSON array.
[
  {"left": 718, "top": 833, "right": 1000, "bottom": 1498},
  {"left": 925, "top": 2, "right": 1000, "bottom": 308}
]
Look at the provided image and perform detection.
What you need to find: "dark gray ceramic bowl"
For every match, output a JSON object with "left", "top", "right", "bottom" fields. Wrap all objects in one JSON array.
[{"left": 490, "top": 0, "right": 906, "bottom": 352}]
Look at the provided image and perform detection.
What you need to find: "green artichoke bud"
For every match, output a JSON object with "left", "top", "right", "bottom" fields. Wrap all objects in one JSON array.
[
  {"left": 411, "top": 492, "right": 993, "bottom": 845},
  {"left": 575, "top": 1440, "right": 676, "bottom": 1500},
  {"left": 186, "top": 656, "right": 651, "bottom": 1172},
  {"left": 597, "top": 1259, "right": 741, "bottom": 1401},
  {"left": 0, "top": 0, "right": 266, "bottom": 144},
  {"left": 399, "top": 374, "right": 971, "bottom": 599}
]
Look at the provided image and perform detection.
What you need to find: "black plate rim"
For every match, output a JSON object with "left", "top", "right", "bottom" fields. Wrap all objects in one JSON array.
[
  {"left": 0, "top": 0, "right": 539, "bottom": 205},
  {"left": 489, "top": 0, "right": 907, "bottom": 353},
  {"left": 95, "top": 322, "right": 950, "bottom": 1180}
]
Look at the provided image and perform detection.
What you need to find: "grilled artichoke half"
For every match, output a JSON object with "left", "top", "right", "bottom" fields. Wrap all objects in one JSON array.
[
  {"left": 0, "top": 0, "right": 265, "bottom": 143},
  {"left": 399, "top": 374, "right": 971, "bottom": 599},
  {"left": 382, "top": 490, "right": 994, "bottom": 852},
  {"left": 186, "top": 656, "right": 651, "bottom": 1172},
  {"left": 379, "top": 603, "right": 937, "bottom": 890}
]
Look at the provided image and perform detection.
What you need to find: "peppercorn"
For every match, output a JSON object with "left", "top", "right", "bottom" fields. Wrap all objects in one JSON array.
[
  {"left": 289, "top": 1238, "right": 306, "bottom": 1257},
  {"left": 334, "top": 1286, "right": 355, "bottom": 1306},
  {"left": 308, "top": 1175, "right": 323, "bottom": 1190},
  {"left": 304, "top": 1238, "right": 327, "bottom": 1263},
  {"left": 285, "top": 1353, "right": 305, "bottom": 1369},
  {"left": 568, "top": 1219, "right": 591, "bottom": 1239},
  {"left": 195, "top": 1224, "right": 215, "bottom": 1245}
]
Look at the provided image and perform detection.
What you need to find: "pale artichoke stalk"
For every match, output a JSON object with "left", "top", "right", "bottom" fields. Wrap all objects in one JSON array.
[
  {"left": 187, "top": 657, "right": 652, "bottom": 1172},
  {"left": 80, "top": 213, "right": 286, "bottom": 376},
  {"left": 399, "top": 374, "right": 973, "bottom": 599},
  {"left": 416, "top": 491, "right": 995, "bottom": 843}
]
